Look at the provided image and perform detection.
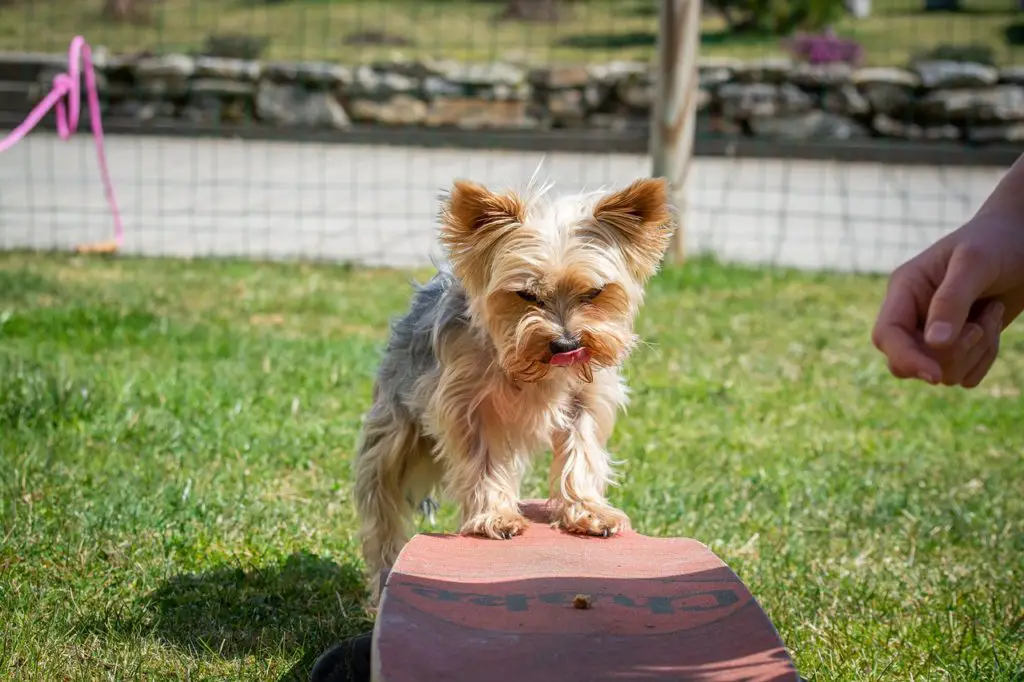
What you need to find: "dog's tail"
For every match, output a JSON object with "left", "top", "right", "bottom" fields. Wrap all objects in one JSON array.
[{"left": 353, "top": 404, "right": 441, "bottom": 598}]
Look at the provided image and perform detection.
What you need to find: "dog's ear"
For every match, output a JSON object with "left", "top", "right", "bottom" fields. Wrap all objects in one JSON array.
[
  {"left": 439, "top": 180, "right": 525, "bottom": 291},
  {"left": 592, "top": 178, "right": 674, "bottom": 281}
]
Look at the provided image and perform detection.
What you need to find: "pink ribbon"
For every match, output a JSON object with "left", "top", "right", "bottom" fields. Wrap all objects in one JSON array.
[{"left": 0, "top": 36, "right": 123, "bottom": 247}]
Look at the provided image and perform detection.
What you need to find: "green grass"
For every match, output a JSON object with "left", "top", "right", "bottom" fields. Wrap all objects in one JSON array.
[
  {"left": 0, "top": 0, "right": 1021, "bottom": 66},
  {"left": 0, "top": 251, "right": 1022, "bottom": 680}
]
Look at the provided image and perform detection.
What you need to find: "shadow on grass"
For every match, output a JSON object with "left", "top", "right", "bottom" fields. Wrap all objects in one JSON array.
[
  {"left": 1006, "top": 22, "right": 1024, "bottom": 46},
  {"left": 558, "top": 31, "right": 656, "bottom": 51},
  {"left": 699, "top": 28, "right": 777, "bottom": 50},
  {"left": 887, "top": 7, "right": 1019, "bottom": 17},
  {"left": 83, "top": 551, "right": 371, "bottom": 681}
]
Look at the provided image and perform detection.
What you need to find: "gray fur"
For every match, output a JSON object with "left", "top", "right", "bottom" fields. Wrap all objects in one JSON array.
[
  {"left": 372, "top": 268, "right": 469, "bottom": 418},
  {"left": 357, "top": 269, "right": 469, "bottom": 521}
]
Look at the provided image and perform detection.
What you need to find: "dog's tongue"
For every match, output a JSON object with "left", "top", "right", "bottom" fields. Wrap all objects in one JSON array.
[{"left": 550, "top": 347, "right": 591, "bottom": 367}]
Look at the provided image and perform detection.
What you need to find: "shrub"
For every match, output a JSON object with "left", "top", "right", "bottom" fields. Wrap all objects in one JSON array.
[
  {"left": 912, "top": 43, "right": 997, "bottom": 66},
  {"left": 708, "top": 0, "right": 847, "bottom": 35}
]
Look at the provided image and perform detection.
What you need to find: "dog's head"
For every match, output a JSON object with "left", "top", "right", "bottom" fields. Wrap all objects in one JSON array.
[{"left": 439, "top": 178, "right": 673, "bottom": 383}]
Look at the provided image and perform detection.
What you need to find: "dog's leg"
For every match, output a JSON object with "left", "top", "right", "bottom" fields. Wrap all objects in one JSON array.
[
  {"left": 549, "top": 395, "right": 630, "bottom": 537},
  {"left": 442, "top": 427, "right": 528, "bottom": 540},
  {"left": 353, "top": 405, "right": 441, "bottom": 598}
]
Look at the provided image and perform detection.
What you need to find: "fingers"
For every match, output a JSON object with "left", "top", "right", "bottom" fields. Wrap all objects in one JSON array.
[
  {"left": 960, "top": 301, "right": 1004, "bottom": 388},
  {"left": 873, "top": 324, "right": 941, "bottom": 383},
  {"left": 872, "top": 271, "right": 942, "bottom": 383},
  {"left": 937, "top": 323, "right": 985, "bottom": 386},
  {"left": 961, "top": 344, "right": 999, "bottom": 388},
  {"left": 924, "top": 246, "right": 995, "bottom": 348}
]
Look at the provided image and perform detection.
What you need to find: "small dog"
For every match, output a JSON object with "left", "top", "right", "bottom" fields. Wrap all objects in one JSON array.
[{"left": 353, "top": 176, "right": 674, "bottom": 593}]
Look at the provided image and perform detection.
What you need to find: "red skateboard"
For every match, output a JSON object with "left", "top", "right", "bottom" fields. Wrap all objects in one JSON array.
[{"left": 372, "top": 500, "right": 799, "bottom": 681}]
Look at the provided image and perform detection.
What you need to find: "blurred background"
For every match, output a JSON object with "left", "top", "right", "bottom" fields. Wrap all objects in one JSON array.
[{"left": 1, "top": 0, "right": 1021, "bottom": 270}]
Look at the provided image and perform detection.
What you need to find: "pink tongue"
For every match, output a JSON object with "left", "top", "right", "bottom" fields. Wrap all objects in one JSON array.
[{"left": 550, "top": 347, "right": 591, "bottom": 367}]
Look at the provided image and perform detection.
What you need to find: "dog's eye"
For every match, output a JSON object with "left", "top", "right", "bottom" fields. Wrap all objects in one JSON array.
[
  {"left": 583, "top": 287, "right": 603, "bottom": 301},
  {"left": 517, "top": 290, "right": 544, "bottom": 307}
]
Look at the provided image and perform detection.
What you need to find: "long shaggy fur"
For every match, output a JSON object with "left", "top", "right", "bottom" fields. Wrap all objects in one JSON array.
[{"left": 353, "top": 177, "right": 674, "bottom": 597}]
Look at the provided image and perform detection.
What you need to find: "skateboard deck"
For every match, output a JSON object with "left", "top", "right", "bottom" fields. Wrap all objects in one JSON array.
[{"left": 372, "top": 499, "right": 799, "bottom": 681}]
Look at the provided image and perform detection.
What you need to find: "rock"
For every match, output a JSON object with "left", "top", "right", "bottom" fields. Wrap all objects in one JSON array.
[
  {"left": 484, "top": 82, "right": 530, "bottom": 101},
  {"left": 999, "top": 66, "right": 1024, "bottom": 85},
  {"left": 425, "top": 97, "right": 533, "bottom": 129},
  {"left": 589, "top": 112, "right": 646, "bottom": 132},
  {"left": 181, "top": 94, "right": 223, "bottom": 124},
  {"left": 851, "top": 69, "right": 919, "bottom": 115},
  {"left": 136, "top": 54, "right": 195, "bottom": 79},
  {"left": 815, "top": 112, "right": 870, "bottom": 139},
  {"left": 531, "top": 65, "right": 590, "bottom": 89},
  {"left": 872, "top": 114, "right": 960, "bottom": 141},
  {"left": 547, "top": 88, "right": 586, "bottom": 123},
  {"left": 349, "top": 65, "right": 418, "bottom": 98},
  {"left": 587, "top": 61, "right": 647, "bottom": 86},
  {"left": 373, "top": 59, "right": 438, "bottom": 79},
  {"left": 194, "top": 56, "right": 260, "bottom": 81},
  {"left": 256, "top": 81, "right": 350, "bottom": 128},
  {"left": 733, "top": 57, "right": 793, "bottom": 83},
  {"left": 912, "top": 60, "right": 998, "bottom": 89},
  {"left": 862, "top": 83, "right": 915, "bottom": 116},
  {"left": 264, "top": 61, "right": 351, "bottom": 88},
  {"left": 699, "top": 64, "right": 735, "bottom": 89},
  {"left": 789, "top": 62, "right": 853, "bottom": 88},
  {"left": 751, "top": 110, "right": 825, "bottom": 139},
  {"left": 749, "top": 110, "right": 867, "bottom": 140},
  {"left": 434, "top": 61, "right": 525, "bottom": 87},
  {"left": 615, "top": 74, "right": 652, "bottom": 109},
  {"left": 422, "top": 76, "right": 464, "bottom": 98},
  {"left": 917, "top": 86, "right": 1024, "bottom": 122},
  {"left": 183, "top": 94, "right": 249, "bottom": 125},
  {"left": 190, "top": 78, "right": 256, "bottom": 97},
  {"left": 698, "top": 56, "right": 743, "bottom": 88},
  {"left": 109, "top": 99, "right": 177, "bottom": 123},
  {"left": 347, "top": 94, "right": 427, "bottom": 125},
  {"left": 704, "top": 113, "right": 743, "bottom": 136},
  {"left": 31, "top": 66, "right": 110, "bottom": 101},
  {"left": 966, "top": 123, "right": 1024, "bottom": 143},
  {"left": 823, "top": 84, "right": 871, "bottom": 116},
  {"left": 718, "top": 82, "right": 812, "bottom": 119},
  {"left": 697, "top": 88, "right": 712, "bottom": 112},
  {"left": 851, "top": 67, "right": 920, "bottom": 89},
  {"left": 718, "top": 82, "right": 777, "bottom": 119},
  {"left": 0, "top": 51, "right": 77, "bottom": 82},
  {"left": 135, "top": 54, "right": 194, "bottom": 97}
]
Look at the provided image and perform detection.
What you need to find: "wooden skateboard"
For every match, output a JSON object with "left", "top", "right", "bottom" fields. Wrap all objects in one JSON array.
[{"left": 371, "top": 499, "right": 800, "bottom": 682}]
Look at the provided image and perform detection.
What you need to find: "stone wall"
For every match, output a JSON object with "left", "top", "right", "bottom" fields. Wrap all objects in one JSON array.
[{"left": 1, "top": 49, "right": 1022, "bottom": 144}]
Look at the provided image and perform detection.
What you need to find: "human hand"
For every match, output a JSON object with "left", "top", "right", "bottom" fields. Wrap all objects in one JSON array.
[{"left": 872, "top": 209, "right": 1024, "bottom": 388}]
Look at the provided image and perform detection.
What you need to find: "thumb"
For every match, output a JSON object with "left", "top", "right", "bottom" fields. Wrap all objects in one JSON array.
[{"left": 924, "top": 246, "right": 993, "bottom": 348}]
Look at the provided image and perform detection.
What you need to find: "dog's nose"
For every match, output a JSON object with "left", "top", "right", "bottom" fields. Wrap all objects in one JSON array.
[{"left": 549, "top": 337, "right": 581, "bottom": 355}]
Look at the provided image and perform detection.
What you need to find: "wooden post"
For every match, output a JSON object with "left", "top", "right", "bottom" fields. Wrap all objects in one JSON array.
[{"left": 650, "top": 0, "right": 702, "bottom": 264}]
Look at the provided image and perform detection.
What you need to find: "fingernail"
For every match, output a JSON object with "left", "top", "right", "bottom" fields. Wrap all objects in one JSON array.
[
  {"left": 989, "top": 302, "right": 1005, "bottom": 322},
  {"left": 964, "top": 325, "right": 984, "bottom": 347},
  {"left": 925, "top": 322, "right": 953, "bottom": 345},
  {"left": 917, "top": 371, "right": 937, "bottom": 384}
]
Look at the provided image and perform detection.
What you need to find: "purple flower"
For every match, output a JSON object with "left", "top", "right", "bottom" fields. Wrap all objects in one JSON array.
[{"left": 783, "top": 31, "right": 864, "bottom": 66}]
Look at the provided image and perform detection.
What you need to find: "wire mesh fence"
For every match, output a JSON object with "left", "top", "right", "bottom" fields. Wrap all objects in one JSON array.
[{"left": 0, "top": 0, "right": 1021, "bottom": 273}]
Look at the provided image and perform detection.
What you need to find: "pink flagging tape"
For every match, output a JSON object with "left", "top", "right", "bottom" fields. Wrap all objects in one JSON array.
[{"left": 0, "top": 36, "right": 123, "bottom": 253}]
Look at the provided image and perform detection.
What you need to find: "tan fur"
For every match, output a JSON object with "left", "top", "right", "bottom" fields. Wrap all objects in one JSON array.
[{"left": 354, "top": 177, "right": 674, "bottom": 599}]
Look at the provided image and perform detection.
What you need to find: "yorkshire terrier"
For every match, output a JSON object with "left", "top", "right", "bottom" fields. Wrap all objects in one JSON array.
[{"left": 353, "top": 176, "right": 674, "bottom": 593}]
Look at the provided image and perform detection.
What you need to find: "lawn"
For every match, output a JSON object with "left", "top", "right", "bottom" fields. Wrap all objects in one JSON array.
[
  {"left": 0, "top": 0, "right": 1021, "bottom": 66},
  {"left": 0, "top": 251, "right": 1022, "bottom": 681}
]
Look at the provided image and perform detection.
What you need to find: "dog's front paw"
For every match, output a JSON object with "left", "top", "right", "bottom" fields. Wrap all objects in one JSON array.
[
  {"left": 460, "top": 508, "right": 529, "bottom": 540},
  {"left": 558, "top": 501, "right": 630, "bottom": 537}
]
